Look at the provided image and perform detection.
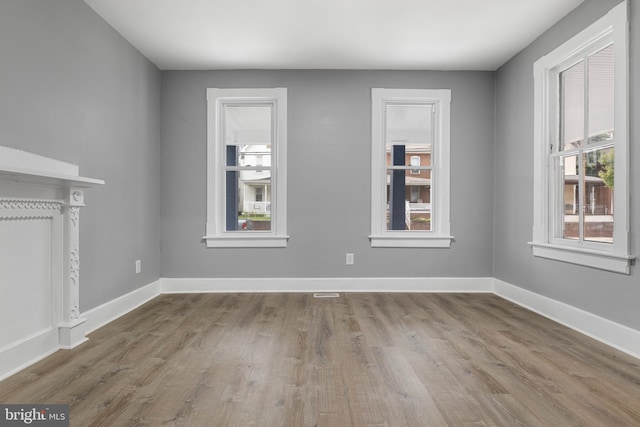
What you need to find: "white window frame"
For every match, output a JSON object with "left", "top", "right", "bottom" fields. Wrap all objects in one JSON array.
[
  {"left": 370, "top": 88, "right": 453, "bottom": 248},
  {"left": 204, "top": 88, "right": 288, "bottom": 248},
  {"left": 531, "top": 1, "right": 634, "bottom": 274}
]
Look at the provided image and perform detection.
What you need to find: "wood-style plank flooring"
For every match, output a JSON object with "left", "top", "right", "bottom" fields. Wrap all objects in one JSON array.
[{"left": 1, "top": 293, "right": 639, "bottom": 426}]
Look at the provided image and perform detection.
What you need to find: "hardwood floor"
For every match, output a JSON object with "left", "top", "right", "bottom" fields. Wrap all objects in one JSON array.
[{"left": 1, "top": 293, "right": 639, "bottom": 426}]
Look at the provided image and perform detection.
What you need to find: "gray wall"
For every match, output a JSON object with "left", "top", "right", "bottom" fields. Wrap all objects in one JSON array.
[
  {"left": 494, "top": 0, "right": 640, "bottom": 330},
  {"left": 161, "top": 71, "right": 495, "bottom": 278},
  {"left": 0, "top": 0, "right": 162, "bottom": 311}
]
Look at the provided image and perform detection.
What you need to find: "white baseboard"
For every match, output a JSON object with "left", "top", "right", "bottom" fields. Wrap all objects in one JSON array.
[
  {"left": 492, "top": 278, "right": 640, "bottom": 360},
  {"left": 0, "top": 328, "right": 60, "bottom": 382},
  {"left": 82, "top": 280, "right": 162, "bottom": 335},
  {"left": 160, "top": 277, "right": 494, "bottom": 294}
]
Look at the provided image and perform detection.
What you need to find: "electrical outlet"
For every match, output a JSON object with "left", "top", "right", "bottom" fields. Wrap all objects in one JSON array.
[
  {"left": 346, "top": 253, "right": 355, "bottom": 265},
  {"left": 135, "top": 259, "right": 141, "bottom": 274}
]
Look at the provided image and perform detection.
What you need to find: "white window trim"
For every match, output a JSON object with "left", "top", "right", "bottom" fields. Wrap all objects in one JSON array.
[
  {"left": 204, "top": 88, "right": 288, "bottom": 248},
  {"left": 370, "top": 88, "right": 453, "bottom": 248},
  {"left": 530, "top": 2, "right": 634, "bottom": 274}
]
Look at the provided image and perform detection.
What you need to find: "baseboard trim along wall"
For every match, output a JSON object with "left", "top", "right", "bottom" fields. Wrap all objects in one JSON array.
[
  {"left": 82, "top": 280, "right": 162, "bottom": 335},
  {"left": 0, "top": 329, "right": 60, "bottom": 383},
  {"left": 492, "top": 279, "right": 640, "bottom": 360},
  {"left": 160, "top": 277, "right": 494, "bottom": 294},
  {"left": 3, "top": 276, "right": 638, "bottom": 381}
]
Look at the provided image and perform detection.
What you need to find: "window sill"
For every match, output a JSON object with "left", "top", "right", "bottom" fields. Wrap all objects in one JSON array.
[
  {"left": 204, "top": 235, "right": 289, "bottom": 248},
  {"left": 528, "top": 242, "right": 634, "bottom": 274},
  {"left": 370, "top": 235, "right": 453, "bottom": 248}
]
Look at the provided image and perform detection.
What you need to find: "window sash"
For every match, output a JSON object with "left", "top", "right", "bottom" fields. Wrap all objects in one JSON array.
[
  {"left": 549, "top": 37, "right": 616, "bottom": 247},
  {"left": 220, "top": 102, "right": 276, "bottom": 234},
  {"left": 550, "top": 144, "right": 615, "bottom": 245},
  {"left": 383, "top": 102, "right": 437, "bottom": 233}
]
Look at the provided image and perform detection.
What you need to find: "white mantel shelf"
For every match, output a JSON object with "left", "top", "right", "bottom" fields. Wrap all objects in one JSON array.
[
  {"left": 0, "top": 165, "right": 105, "bottom": 188},
  {"left": 0, "top": 145, "right": 104, "bottom": 380},
  {"left": 0, "top": 145, "right": 104, "bottom": 188}
]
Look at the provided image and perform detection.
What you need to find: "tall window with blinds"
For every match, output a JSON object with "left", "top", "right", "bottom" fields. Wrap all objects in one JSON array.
[{"left": 531, "top": 1, "right": 632, "bottom": 274}]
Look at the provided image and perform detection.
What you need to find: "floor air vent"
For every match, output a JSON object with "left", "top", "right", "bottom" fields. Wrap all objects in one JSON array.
[{"left": 313, "top": 292, "right": 340, "bottom": 298}]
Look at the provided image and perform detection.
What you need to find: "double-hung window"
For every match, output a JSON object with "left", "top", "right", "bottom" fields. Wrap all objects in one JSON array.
[
  {"left": 531, "top": 2, "right": 633, "bottom": 273},
  {"left": 370, "top": 89, "right": 452, "bottom": 248},
  {"left": 205, "top": 88, "right": 288, "bottom": 247}
]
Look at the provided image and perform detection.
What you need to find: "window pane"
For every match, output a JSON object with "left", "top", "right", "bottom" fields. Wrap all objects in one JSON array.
[
  {"left": 386, "top": 104, "right": 433, "bottom": 167},
  {"left": 226, "top": 175, "right": 272, "bottom": 232},
  {"left": 224, "top": 105, "right": 272, "bottom": 167},
  {"left": 224, "top": 104, "right": 273, "bottom": 232},
  {"left": 386, "top": 169, "right": 431, "bottom": 231},
  {"left": 561, "top": 155, "right": 579, "bottom": 240},
  {"left": 560, "top": 61, "right": 584, "bottom": 150},
  {"left": 583, "top": 147, "right": 614, "bottom": 243},
  {"left": 588, "top": 45, "right": 615, "bottom": 145}
]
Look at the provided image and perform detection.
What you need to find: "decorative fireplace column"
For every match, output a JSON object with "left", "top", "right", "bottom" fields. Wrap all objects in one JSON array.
[{"left": 60, "top": 187, "right": 90, "bottom": 348}]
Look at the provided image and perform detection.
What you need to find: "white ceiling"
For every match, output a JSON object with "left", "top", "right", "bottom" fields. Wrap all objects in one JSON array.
[{"left": 83, "top": 0, "right": 584, "bottom": 71}]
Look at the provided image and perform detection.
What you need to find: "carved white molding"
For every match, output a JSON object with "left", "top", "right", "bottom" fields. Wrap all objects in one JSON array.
[
  {"left": 69, "top": 246, "right": 80, "bottom": 287},
  {"left": 69, "top": 206, "right": 80, "bottom": 227},
  {"left": 70, "top": 304, "right": 80, "bottom": 322},
  {"left": 0, "top": 198, "right": 62, "bottom": 210},
  {"left": 0, "top": 199, "right": 63, "bottom": 221}
]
